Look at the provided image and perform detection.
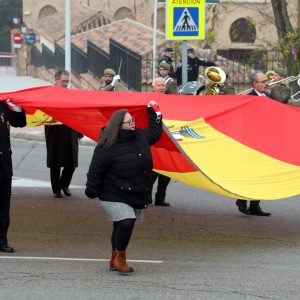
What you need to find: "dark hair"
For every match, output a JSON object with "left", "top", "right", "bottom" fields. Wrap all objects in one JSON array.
[
  {"left": 55, "top": 69, "right": 69, "bottom": 80},
  {"left": 98, "top": 109, "right": 128, "bottom": 148}
]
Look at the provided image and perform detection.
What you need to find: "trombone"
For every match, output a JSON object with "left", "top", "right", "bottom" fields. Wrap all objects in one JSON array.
[
  {"left": 267, "top": 75, "right": 300, "bottom": 88},
  {"left": 238, "top": 74, "right": 300, "bottom": 95}
]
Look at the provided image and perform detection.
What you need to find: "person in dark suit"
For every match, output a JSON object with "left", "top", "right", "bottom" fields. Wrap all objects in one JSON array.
[
  {"left": 176, "top": 48, "right": 218, "bottom": 86},
  {"left": 0, "top": 99, "right": 26, "bottom": 252},
  {"left": 236, "top": 71, "right": 271, "bottom": 217},
  {"left": 45, "top": 70, "right": 83, "bottom": 198}
]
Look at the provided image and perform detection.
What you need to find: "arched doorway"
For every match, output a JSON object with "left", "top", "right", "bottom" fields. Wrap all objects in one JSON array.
[
  {"left": 151, "top": 7, "right": 165, "bottom": 31},
  {"left": 38, "top": 5, "right": 58, "bottom": 19},
  {"left": 114, "top": 7, "right": 133, "bottom": 20}
]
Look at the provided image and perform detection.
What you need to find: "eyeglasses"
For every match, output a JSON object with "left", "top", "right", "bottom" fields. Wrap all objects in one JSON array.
[
  {"left": 256, "top": 80, "right": 268, "bottom": 83},
  {"left": 61, "top": 80, "right": 69, "bottom": 83},
  {"left": 122, "top": 117, "right": 135, "bottom": 125}
]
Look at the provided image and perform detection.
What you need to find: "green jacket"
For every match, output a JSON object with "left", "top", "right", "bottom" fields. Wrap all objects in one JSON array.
[
  {"left": 270, "top": 83, "right": 291, "bottom": 104},
  {"left": 219, "top": 83, "right": 235, "bottom": 95},
  {"left": 164, "top": 76, "right": 178, "bottom": 94}
]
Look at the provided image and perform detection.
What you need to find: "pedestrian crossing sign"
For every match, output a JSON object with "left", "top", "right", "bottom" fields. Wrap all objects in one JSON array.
[{"left": 166, "top": 0, "right": 205, "bottom": 40}]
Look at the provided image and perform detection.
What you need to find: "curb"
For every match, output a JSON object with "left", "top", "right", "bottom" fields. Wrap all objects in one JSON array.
[{"left": 10, "top": 131, "right": 97, "bottom": 147}]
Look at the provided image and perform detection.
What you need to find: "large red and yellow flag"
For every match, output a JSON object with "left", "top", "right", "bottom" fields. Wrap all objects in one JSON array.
[{"left": 1, "top": 85, "right": 300, "bottom": 201}]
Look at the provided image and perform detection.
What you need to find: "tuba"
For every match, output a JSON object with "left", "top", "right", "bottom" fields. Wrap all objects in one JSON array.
[{"left": 202, "top": 67, "right": 227, "bottom": 95}]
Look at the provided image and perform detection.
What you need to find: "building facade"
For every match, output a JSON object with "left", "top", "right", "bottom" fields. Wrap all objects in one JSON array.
[{"left": 22, "top": 0, "right": 299, "bottom": 55}]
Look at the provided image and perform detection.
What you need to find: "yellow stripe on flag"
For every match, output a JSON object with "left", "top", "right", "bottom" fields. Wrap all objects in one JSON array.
[
  {"left": 26, "top": 110, "right": 61, "bottom": 127},
  {"left": 161, "top": 118, "right": 300, "bottom": 200}
]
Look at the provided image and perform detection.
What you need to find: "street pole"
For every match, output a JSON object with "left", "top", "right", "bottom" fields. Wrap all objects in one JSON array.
[
  {"left": 65, "top": 0, "right": 71, "bottom": 74},
  {"left": 152, "top": 0, "right": 158, "bottom": 80},
  {"left": 181, "top": 41, "right": 188, "bottom": 85}
]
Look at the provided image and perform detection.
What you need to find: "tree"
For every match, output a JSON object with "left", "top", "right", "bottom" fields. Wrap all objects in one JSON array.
[{"left": 270, "top": 0, "right": 299, "bottom": 74}]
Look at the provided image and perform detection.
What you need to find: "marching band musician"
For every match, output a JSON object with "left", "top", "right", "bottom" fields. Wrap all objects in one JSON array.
[
  {"left": 218, "top": 67, "right": 235, "bottom": 95},
  {"left": 158, "top": 62, "right": 178, "bottom": 95},
  {"left": 269, "top": 68, "right": 291, "bottom": 104}
]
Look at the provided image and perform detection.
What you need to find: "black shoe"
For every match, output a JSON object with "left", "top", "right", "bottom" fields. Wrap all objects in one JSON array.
[
  {"left": 155, "top": 201, "right": 170, "bottom": 207},
  {"left": 61, "top": 187, "right": 71, "bottom": 196},
  {"left": 53, "top": 192, "right": 62, "bottom": 198},
  {"left": 236, "top": 200, "right": 249, "bottom": 215},
  {"left": 249, "top": 206, "right": 271, "bottom": 216},
  {"left": 0, "top": 245, "right": 14, "bottom": 253}
]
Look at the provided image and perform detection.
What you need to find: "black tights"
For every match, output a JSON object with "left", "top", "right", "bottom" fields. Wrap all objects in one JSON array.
[{"left": 111, "top": 218, "right": 136, "bottom": 251}]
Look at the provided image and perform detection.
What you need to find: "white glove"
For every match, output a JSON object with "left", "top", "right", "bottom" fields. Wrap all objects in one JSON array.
[
  {"left": 147, "top": 100, "right": 161, "bottom": 122},
  {"left": 111, "top": 74, "right": 121, "bottom": 87},
  {"left": 6, "top": 99, "right": 22, "bottom": 112}
]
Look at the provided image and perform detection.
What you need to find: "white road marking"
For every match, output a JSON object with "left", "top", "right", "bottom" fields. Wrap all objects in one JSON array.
[
  {"left": 12, "top": 177, "right": 84, "bottom": 188},
  {"left": 0, "top": 256, "right": 163, "bottom": 263}
]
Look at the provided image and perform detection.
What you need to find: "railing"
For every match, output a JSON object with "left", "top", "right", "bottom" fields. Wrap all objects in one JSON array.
[
  {"left": 31, "top": 46, "right": 43, "bottom": 67},
  {"left": 87, "top": 41, "right": 110, "bottom": 79},
  {"left": 71, "top": 45, "right": 87, "bottom": 75},
  {"left": 110, "top": 39, "right": 142, "bottom": 91},
  {"left": 30, "top": 43, "right": 289, "bottom": 93},
  {"left": 0, "top": 52, "right": 17, "bottom": 67},
  {"left": 42, "top": 45, "right": 55, "bottom": 69}
]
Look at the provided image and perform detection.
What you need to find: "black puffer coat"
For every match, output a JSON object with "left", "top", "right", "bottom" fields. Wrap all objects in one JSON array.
[{"left": 85, "top": 107, "right": 162, "bottom": 209}]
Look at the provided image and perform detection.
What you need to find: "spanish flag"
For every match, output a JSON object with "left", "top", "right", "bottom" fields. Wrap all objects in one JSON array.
[{"left": 1, "top": 85, "right": 300, "bottom": 201}]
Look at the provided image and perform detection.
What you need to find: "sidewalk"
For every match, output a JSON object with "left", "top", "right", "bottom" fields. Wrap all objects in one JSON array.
[{"left": 1, "top": 73, "right": 96, "bottom": 146}]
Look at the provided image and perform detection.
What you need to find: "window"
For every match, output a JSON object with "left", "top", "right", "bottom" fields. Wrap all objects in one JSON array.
[{"left": 230, "top": 18, "right": 256, "bottom": 43}]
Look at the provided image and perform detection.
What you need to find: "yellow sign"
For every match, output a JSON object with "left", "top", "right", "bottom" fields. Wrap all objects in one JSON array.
[{"left": 166, "top": 0, "right": 205, "bottom": 40}]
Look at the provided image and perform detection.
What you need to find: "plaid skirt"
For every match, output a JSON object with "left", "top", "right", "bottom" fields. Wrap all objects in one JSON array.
[{"left": 100, "top": 201, "right": 144, "bottom": 223}]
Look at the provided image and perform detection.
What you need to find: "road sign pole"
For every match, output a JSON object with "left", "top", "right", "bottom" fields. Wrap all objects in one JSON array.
[
  {"left": 182, "top": 41, "right": 188, "bottom": 85},
  {"left": 65, "top": 0, "right": 71, "bottom": 74},
  {"left": 152, "top": 0, "right": 158, "bottom": 80}
]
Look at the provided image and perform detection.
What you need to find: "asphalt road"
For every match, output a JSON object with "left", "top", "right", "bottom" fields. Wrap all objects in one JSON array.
[{"left": 1, "top": 138, "right": 300, "bottom": 299}]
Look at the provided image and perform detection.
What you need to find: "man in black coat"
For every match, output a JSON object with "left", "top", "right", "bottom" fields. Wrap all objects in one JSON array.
[
  {"left": 45, "top": 70, "right": 83, "bottom": 198},
  {"left": 176, "top": 48, "right": 218, "bottom": 86},
  {"left": 0, "top": 99, "right": 26, "bottom": 252},
  {"left": 236, "top": 71, "right": 271, "bottom": 217}
]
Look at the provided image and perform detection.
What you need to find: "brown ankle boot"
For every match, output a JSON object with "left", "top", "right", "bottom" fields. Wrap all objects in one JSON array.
[
  {"left": 114, "top": 251, "right": 134, "bottom": 273},
  {"left": 109, "top": 250, "right": 117, "bottom": 271}
]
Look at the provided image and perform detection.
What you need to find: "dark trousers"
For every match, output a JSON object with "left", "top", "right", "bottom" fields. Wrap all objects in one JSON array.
[
  {"left": 50, "top": 167, "right": 75, "bottom": 194},
  {"left": 0, "top": 179, "right": 11, "bottom": 246},
  {"left": 150, "top": 172, "right": 171, "bottom": 203}
]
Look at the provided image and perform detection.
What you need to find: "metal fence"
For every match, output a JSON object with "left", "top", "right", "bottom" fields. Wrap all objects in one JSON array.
[
  {"left": 110, "top": 39, "right": 142, "bottom": 91},
  {"left": 31, "top": 46, "right": 43, "bottom": 67},
  {"left": 42, "top": 44, "right": 55, "bottom": 69},
  {"left": 71, "top": 45, "right": 87, "bottom": 75},
  {"left": 87, "top": 41, "right": 110, "bottom": 78},
  {"left": 31, "top": 42, "right": 293, "bottom": 94},
  {"left": 55, "top": 44, "right": 65, "bottom": 70}
]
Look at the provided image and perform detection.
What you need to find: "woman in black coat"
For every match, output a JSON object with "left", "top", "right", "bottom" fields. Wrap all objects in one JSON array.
[{"left": 85, "top": 101, "right": 162, "bottom": 274}]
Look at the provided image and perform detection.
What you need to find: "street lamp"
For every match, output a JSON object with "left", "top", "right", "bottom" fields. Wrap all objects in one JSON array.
[{"left": 13, "top": 17, "right": 21, "bottom": 27}]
